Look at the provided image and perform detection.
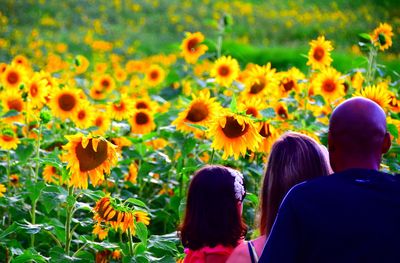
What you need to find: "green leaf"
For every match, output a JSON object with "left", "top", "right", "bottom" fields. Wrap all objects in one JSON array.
[
  {"left": 182, "top": 137, "right": 197, "bottom": 156},
  {"left": 41, "top": 186, "right": 66, "bottom": 214},
  {"left": 388, "top": 123, "right": 398, "bottom": 140},
  {"left": 125, "top": 198, "right": 148, "bottom": 209},
  {"left": 134, "top": 242, "right": 147, "bottom": 255},
  {"left": 358, "top": 33, "right": 372, "bottom": 42},
  {"left": 0, "top": 222, "right": 19, "bottom": 239},
  {"left": 15, "top": 142, "right": 35, "bottom": 163},
  {"left": 135, "top": 222, "right": 148, "bottom": 245},
  {"left": 229, "top": 94, "right": 238, "bottom": 112},
  {"left": 27, "top": 181, "right": 46, "bottom": 203},
  {"left": 245, "top": 192, "right": 259, "bottom": 207},
  {"left": 12, "top": 248, "right": 49, "bottom": 263},
  {"left": 2, "top": 110, "right": 19, "bottom": 118},
  {"left": 81, "top": 189, "right": 105, "bottom": 201},
  {"left": 184, "top": 122, "right": 208, "bottom": 131}
]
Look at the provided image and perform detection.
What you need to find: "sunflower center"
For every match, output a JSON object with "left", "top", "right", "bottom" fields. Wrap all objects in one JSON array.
[
  {"left": 135, "top": 112, "right": 149, "bottom": 125},
  {"left": 283, "top": 79, "right": 295, "bottom": 92},
  {"left": 30, "top": 83, "right": 38, "bottom": 97},
  {"left": 246, "top": 107, "right": 258, "bottom": 117},
  {"left": 276, "top": 106, "right": 288, "bottom": 119},
  {"left": 150, "top": 70, "right": 159, "bottom": 80},
  {"left": 187, "top": 38, "right": 199, "bottom": 53},
  {"left": 58, "top": 93, "right": 77, "bottom": 111},
  {"left": 101, "top": 79, "right": 110, "bottom": 89},
  {"left": 250, "top": 80, "right": 266, "bottom": 94},
  {"left": 51, "top": 166, "right": 57, "bottom": 173},
  {"left": 113, "top": 102, "right": 125, "bottom": 111},
  {"left": 313, "top": 47, "right": 325, "bottom": 61},
  {"left": 7, "top": 71, "right": 19, "bottom": 85},
  {"left": 78, "top": 110, "right": 86, "bottom": 120},
  {"left": 2, "top": 135, "right": 14, "bottom": 142},
  {"left": 136, "top": 102, "right": 148, "bottom": 109},
  {"left": 322, "top": 79, "right": 336, "bottom": 93},
  {"left": 218, "top": 65, "right": 230, "bottom": 77},
  {"left": 75, "top": 139, "right": 108, "bottom": 172},
  {"left": 259, "top": 123, "right": 271, "bottom": 138},
  {"left": 186, "top": 102, "right": 209, "bottom": 122},
  {"left": 222, "top": 116, "right": 249, "bottom": 138},
  {"left": 8, "top": 99, "right": 23, "bottom": 112},
  {"left": 95, "top": 117, "right": 103, "bottom": 127}
]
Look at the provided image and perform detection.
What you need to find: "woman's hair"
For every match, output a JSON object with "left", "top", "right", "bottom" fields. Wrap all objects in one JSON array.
[
  {"left": 179, "top": 165, "right": 247, "bottom": 250},
  {"left": 260, "top": 132, "right": 331, "bottom": 236}
]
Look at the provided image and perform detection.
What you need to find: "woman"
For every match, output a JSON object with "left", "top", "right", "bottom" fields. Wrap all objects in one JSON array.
[{"left": 227, "top": 132, "right": 332, "bottom": 262}]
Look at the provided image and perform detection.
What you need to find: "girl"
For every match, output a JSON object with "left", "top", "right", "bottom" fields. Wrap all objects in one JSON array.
[
  {"left": 227, "top": 132, "right": 332, "bottom": 262},
  {"left": 180, "top": 165, "right": 247, "bottom": 263}
]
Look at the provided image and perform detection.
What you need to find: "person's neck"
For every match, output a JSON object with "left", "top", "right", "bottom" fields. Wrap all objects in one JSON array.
[{"left": 333, "top": 156, "right": 380, "bottom": 173}]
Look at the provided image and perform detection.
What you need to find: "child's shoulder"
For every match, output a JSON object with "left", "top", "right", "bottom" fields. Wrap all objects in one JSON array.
[{"left": 184, "top": 244, "right": 236, "bottom": 263}]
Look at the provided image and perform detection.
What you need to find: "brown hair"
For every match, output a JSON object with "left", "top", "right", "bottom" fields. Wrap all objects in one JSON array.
[
  {"left": 179, "top": 165, "right": 247, "bottom": 250},
  {"left": 260, "top": 132, "right": 330, "bottom": 236}
]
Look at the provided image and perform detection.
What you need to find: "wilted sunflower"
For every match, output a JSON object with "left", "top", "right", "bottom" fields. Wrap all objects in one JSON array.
[
  {"left": 1, "top": 64, "right": 26, "bottom": 89},
  {"left": 50, "top": 87, "right": 81, "bottom": 120},
  {"left": 27, "top": 73, "right": 48, "bottom": 109},
  {"left": 211, "top": 56, "right": 240, "bottom": 87},
  {"left": 180, "top": 32, "right": 208, "bottom": 64},
  {"left": 307, "top": 36, "right": 333, "bottom": 70},
  {"left": 0, "top": 184, "right": 6, "bottom": 197},
  {"left": 107, "top": 95, "right": 134, "bottom": 121},
  {"left": 313, "top": 68, "right": 345, "bottom": 102},
  {"left": 92, "top": 111, "right": 111, "bottom": 135},
  {"left": 145, "top": 65, "right": 165, "bottom": 87},
  {"left": 124, "top": 163, "right": 138, "bottom": 184},
  {"left": 1, "top": 90, "right": 25, "bottom": 123},
  {"left": 173, "top": 90, "right": 220, "bottom": 134},
  {"left": 371, "top": 23, "right": 394, "bottom": 51},
  {"left": 210, "top": 111, "right": 262, "bottom": 159},
  {"left": 257, "top": 122, "right": 279, "bottom": 153},
  {"left": 72, "top": 102, "right": 94, "bottom": 129},
  {"left": 242, "top": 63, "right": 277, "bottom": 99},
  {"left": 130, "top": 110, "right": 156, "bottom": 134},
  {"left": 63, "top": 134, "right": 118, "bottom": 189},
  {"left": 93, "top": 223, "right": 109, "bottom": 240},
  {"left": 354, "top": 84, "right": 391, "bottom": 109},
  {"left": 0, "top": 129, "right": 19, "bottom": 150}
]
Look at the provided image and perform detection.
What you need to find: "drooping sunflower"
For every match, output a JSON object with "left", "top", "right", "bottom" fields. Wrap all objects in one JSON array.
[
  {"left": 172, "top": 90, "right": 221, "bottom": 134},
  {"left": 27, "top": 73, "right": 49, "bottom": 109},
  {"left": 180, "top": 32, "right": 208, "bottom": 64},
  {"left": 145, "top": 65, "right": 165, "bottom": 87},
  {"left": 354, "top": 83, "right": 391, "bottom": 110},
  {"left": 257, "top": 122, "right": 279, "bottom": 153},
  {"left": 209, "top": 111, "right": 262, "bottom": 160},
  {"left": 133, "top": 210, "right": 150, "bottom": 225},
  {"left": 107, "top": 95, "right": 134, "bottom": 121},
  {"left": 210, "top": 56, "right": 240, "bottom": 87},
  {"left": 93, "top": 223, "right": 109, "bottom": 240},
  {"left": 92, "top": 111, "right": 111, "bottom": 135},
  {"left": 50, "top": 87, "right": 81, "bottom": 120},
  {"left": 72, "top": 102, "right": 94, "bottom": 129},
  {"left": 124, "top": 163, "right": 138, "bottom": 184},
  {"left": 1, "top": 64, "right": 26, "bottom": 90},
  {"left": 278, "top": 67, "right": 306, "bottom": 96},
  {"left": 43, "top": 165, "right": 63, "bottom": 184},
  {"left": 62, "top": 134, "right": 118, "bottom": 189},
  {"left": 0, "top": 129, "right": 20, "bottom": 150},
  {"left": 241, "top": 63, "right": 278, "bottom": 99},
  {"left": 130, "top": 110, "right": 156, "bottom": 134},
  {"left": 307, "top": 36, "right": 334, "bottom": 70},
  {"left": 371, "top": 23, "right": 394, "bottom": 51},
  {"left": 1, "top": 90, "right": 25, "bottom": 123},
  {"left": 313, "top": 67, "right": 345, "bottom": 102}
]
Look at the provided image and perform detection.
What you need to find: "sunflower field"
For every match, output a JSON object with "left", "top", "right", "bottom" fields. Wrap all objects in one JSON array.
[{"left": 0, "top": 0, "right": 399, "bottom": 262}]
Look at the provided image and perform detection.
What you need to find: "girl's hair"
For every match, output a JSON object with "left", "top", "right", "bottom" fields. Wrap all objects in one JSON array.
[
  {"left": 260, "top": 132, "right": 331, "bottom": 236},
  {"left": 179, "top": 165, "right": 247, "bottom": 250}
]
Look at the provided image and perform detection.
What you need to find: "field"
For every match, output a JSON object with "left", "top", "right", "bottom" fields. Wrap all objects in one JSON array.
[{"left": 0, "top": 0, "right": 399, "bottom": 262}]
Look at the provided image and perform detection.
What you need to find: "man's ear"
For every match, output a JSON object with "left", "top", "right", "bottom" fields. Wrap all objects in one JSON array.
[{"left": 382, "top": 132, "right": 391, "bottom": 154}]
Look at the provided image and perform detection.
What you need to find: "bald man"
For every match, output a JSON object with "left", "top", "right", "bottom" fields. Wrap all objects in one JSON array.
[{"left": 258, "top": 97, "right": 400, "bottom": 262}]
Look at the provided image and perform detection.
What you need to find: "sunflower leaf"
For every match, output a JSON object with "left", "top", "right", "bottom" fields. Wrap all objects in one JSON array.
[
  {"left": 2, "top": 109, "right": 19, "bottom": 118},
  {"left": 136, "top": 222, "right": 148, "bottom": 245},
  {"left": 230, "top": 94, "right": 238, "bottom": 112}
]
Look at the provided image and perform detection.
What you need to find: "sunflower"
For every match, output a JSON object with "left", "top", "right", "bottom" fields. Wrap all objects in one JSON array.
[
  {"left": 145, "top": 65, "right": 165, "bottom": 87},
  {"left": 278, "top": 67, "right": 306, "bottom": 96},
  {"left": 354, "top": 84, "right": 391, "bottom": 109},
  {"left": 124, "top": 163, "right": 138, "bottom": 184},
  {"left": 50, "top": 87, "right": 81, "bottom": 120},
  {"left": 93, "top": 223, "right": 109, "bottom": 240},
  {"left": 27, "top": 73, "right": 48, "bottom": 109},
  {"left": 114, "top": 67, "right": 127, "bottom": 82},
  {"left": 133, "top": 210, "right": 150, "bottom": 225},
  {"left": 130, "top": 110, "right": 156, "bottom": 134},
  {"left": 72, "top": 102, "right": 94, "bottom": 129},
  {"left": 110, "top": 137, "right": 132, "bottom": 153},
  {"left": 9, "top": 174, "right": 20, "bottom": 187},
  {"left": 180, "top": 32, "right": 208, "bottom": 64},
  {"left": 90, "top": 87, "right": 108, "bottom": 101},
  {"left": 94, "top": 74, "right": 116, "bottom": 92},
  {"left": 313, "top": 67, "right": 345, "bottom": 102},
  {"left": 173, "top": 90, "right": 220, "bottom": 134},
  {"left": 1, "top": 89, "right": 25, "bottom": 124},
  {"left": 1, "top": 64, "right": 26, "bottom": 90},
  {"left": 209, "top": 111, "right": 262, "bottom": 159},
  {"left": 238, "top": 96, "right": 267, "bottom": 119},
  {"left": 132, "top": 97, "right": 158, "bottom": 113},
  {"left": 74, "top": 55, "right": 90, "bottom": 74},
  {"left": 0, "top": 184, "right": 6, "bottom": 197},
  {"left": 12, "top": 55, "right": 30, "bottom": 69},
  {"left": 0, "top": 129, "right": 19, "bottom": 150},
  {"left": 307, "top": 36, "right": 333, "bottom": 70},
  {"left": 371, "top": 23, "right": 394, "bottom": 51},
  {"left": 43, "top": 165, "right": 63, "bottom": 184},
  {"left": 92, "top": 111, "right": 111, "bottom": 135},
  {"left": 388, "top": 91, "right": 400, "bottom": 113},
  {"left": 62, "top": 134, "right": 118, "bottom": 189},
  {"left": 107, "top": 95, "right": 134, "bottom": 121},
  {"left": 257, "top": 122, "right": 279, "bottom": 153},
  {"left": 95, "top": 63, "right": 108, "bottom": 74},
  {"left": 210, "top": 56, "right": 240, "bottom": 87},
  {"left": 241, "top": 63, "right": 278, "bottom": 99},
  {"left": 274, "top": 101, "right": 290, "bottom": 120},
  {"left": 351, "top": 71, "right": 364, "bottom": 91}
]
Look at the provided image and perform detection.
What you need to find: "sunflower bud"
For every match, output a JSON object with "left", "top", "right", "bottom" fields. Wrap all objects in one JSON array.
[{"left": 40, "top": 110, "right": 52, "bottom": 124}]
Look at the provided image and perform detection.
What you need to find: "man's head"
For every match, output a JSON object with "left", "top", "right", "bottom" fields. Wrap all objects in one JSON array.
[{"left": 328, "top": 97, "right": 391, "bottom": 172}]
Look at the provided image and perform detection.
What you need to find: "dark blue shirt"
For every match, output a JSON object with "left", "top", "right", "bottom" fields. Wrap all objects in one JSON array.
[{"left": 259, "top": 168, "right": 400, "bottom": 263}]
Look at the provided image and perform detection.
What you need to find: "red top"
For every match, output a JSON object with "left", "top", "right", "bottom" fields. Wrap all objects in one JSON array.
[{"left": 184, "top": 245, "right": 235, "bottom": 263}]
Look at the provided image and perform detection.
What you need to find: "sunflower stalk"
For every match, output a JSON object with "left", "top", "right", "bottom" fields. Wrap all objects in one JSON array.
[
  {"left": 65, "top": 186, "right": 75, "bottom": 255},
  {"left": 127, "top": 228, "right": 134, "bottom": 256},
  {"left": 366, "top": 46, "right": 378, "bottom": 86}
]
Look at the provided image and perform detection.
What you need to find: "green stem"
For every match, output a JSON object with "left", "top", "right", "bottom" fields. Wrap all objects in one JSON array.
[
  {"left": 209, "top": 149, "right": 215, "bottom": 164},
  {"left": 6, "top": 151, "right": 10, "bottom": 179},
  {"left": 46, "top": 230, "right": 62, "bottom": 247},
  {"left": 127, "top": 228, "right": 134, "bottom": 256},
  {"left": 65, "top": 186, "right": 74, "bottom": 255},
  {"left": 72, "top": 243, "right": 88, "bottom": 257},
  {"left": 366, "top": 46, "right": 377, "bottom": 85}
]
